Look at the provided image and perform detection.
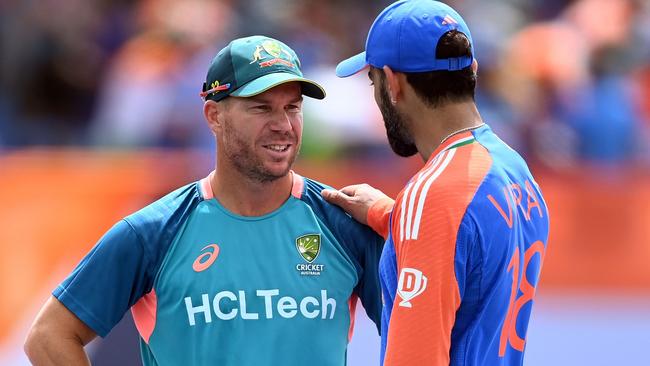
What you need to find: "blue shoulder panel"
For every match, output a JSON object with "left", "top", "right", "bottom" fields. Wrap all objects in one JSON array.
[
  {"left": 299, "top": 178, "right": 384, "bottom": 332},
  {"left": 53, "top": 182, "right": 203, "bottom": 337}
]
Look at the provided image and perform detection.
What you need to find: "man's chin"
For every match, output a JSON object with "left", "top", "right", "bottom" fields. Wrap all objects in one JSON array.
[
  {"left": 390, "top": 143, "right": 418, "bottom": 157},
  {"left": 388, "top": 136, "right": 418, "bottom": 157},
  {"left": 259, "top": 162, "right": 293, "bottom": 181}
]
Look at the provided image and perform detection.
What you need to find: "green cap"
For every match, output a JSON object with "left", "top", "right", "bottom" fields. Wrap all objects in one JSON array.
[{"left": 200, "top": 35, "right": 326, "bottom": 102}]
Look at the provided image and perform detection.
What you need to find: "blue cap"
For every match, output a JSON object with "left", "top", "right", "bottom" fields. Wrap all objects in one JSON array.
[{"left": 336, "top": 0, "right": 474, "bottom": 77}]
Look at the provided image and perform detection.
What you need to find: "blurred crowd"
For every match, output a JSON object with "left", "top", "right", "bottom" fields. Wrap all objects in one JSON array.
[{"left": 0, "top": 0, "right": 649, "bottom": 169}]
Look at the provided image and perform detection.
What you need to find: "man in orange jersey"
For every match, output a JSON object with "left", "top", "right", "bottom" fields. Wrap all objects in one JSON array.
[{"left": 322, "top": 1, "right": 550, "bottom": 365}]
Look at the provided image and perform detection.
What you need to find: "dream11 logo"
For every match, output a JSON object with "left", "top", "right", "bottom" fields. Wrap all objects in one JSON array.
[{"left": 397, "top": 268, "right": 428, "bottom": 308}]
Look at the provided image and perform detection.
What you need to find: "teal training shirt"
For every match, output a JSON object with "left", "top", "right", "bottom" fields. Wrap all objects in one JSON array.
[{"left": 53, "top": 172, "right": 383, "bottom": 366}]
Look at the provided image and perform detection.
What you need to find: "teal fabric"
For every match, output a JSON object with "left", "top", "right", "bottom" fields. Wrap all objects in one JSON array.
[{"left": 147, "top": 196, "right": 355, "bottom": 364}]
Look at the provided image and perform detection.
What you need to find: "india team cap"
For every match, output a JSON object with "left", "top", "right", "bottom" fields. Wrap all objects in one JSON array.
[
  {"left": 201, "top": 35, "right": 326, "bottom": 102},
  {"left": 336, "top": 0, "right": 474, "bottom": 77}
]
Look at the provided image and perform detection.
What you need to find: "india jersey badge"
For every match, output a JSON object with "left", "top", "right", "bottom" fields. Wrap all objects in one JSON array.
[{"left": 295, "top": 234, "right": 325, "bottom": 276}]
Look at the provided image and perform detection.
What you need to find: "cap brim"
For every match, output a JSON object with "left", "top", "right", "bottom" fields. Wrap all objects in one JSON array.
[
  {"left": 335, "top": 52, "right": 368, "bottom": 78},
  {"left": 231, "top": 72, "right": 326, "bottom": 100}
]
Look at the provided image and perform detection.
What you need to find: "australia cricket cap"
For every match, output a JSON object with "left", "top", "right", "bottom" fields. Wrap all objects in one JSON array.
[
  {"left": 336, "top": 0, "right": 474, "bottom": 77},
  {"left": 201, "top": 35, "right": 326, "bottom": 102}
]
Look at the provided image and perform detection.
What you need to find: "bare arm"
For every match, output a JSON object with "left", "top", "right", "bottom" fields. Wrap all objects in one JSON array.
[{"left": 24, "top": 296, "right": 98, "bottom": 366}]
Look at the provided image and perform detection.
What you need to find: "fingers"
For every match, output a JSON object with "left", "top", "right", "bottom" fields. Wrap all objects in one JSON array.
[
  {"left": 321, "top": 188, "right": 349, "bottom": 206},
  {"left": 322, "top": 188, "right": 361, "bottom": 214},
  {"left": 339, "top": 185, "right": 361, "bottom": 196},
  {"left": 322, "top": 184, "right": 366, "bottom": 202},
  {"left": 321, "top": 188, "right": 367, "bottom": 224},
  {"left": 322, "top": 184, "right": 377, "bottom": 204},
  {"left": 339, "top": 184, "right": 374, "bottom": 196}
]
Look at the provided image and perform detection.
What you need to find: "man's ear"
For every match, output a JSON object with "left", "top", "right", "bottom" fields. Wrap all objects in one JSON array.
[
  {"left": 471, "top": 58, "right": 478, "bottom": 73},
  {"left": 204, "top": 100, "right": 225, "bottom": 135},
  {"left": 382, "top": 65, "right": 402, "bottom": 105}
]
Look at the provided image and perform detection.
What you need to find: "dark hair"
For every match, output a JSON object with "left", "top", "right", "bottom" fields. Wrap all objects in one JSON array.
[{"left": 376, "top": 30, "right": 477, "bottom": 108}]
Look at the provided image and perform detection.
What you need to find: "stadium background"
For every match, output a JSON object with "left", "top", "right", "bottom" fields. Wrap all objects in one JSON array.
[{"left": 1, "top": 0, "right": 649, "bottom": 364}]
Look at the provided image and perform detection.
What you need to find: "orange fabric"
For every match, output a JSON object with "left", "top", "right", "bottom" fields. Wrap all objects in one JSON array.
[
  {"left": 347, "top": 294, "right": 359, "bottom": 342},
  {"left": 200, "top": 173, "right": 214, "bottom": 199},
  {"left": 131, "top": 289, "right": 158, "bottom": 344},
  {"left": 384, "top": 135, "right": 492, "bottom": 365},
  {"left": 291, "top": 170, "right": 305, "bottom": 199},
  {"left": 367, "top": 197, "right": 394, "bottom": 239}
]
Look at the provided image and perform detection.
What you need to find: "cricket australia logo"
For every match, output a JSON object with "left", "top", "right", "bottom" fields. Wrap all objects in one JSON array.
[
  {"left": 297, "top": 234, "right": 320, "bottom": 262},
  {"left": 250, "top": 40, "right": 298, "bottom": 69},
  {"left": 295, "top": 234, "right": 325, "bottom": 276}
]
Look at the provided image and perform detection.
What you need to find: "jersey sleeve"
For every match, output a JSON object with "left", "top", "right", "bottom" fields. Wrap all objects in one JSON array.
[
  {"left": 342, "top": 214, "right": 384, "bottom": 333},
  {"left": 367, "top": 197, "right": 394, "bottom": 239},
  {"left": 53, "top": 220, "right": 154, "bottom": 337},
  {"left": 325, "top": 205, "right": 384, "bottom": 332}
]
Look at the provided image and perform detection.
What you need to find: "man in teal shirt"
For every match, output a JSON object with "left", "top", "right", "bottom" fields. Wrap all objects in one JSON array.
[{"left": 25, "top": 35, "right": 383, "bottom": 366}]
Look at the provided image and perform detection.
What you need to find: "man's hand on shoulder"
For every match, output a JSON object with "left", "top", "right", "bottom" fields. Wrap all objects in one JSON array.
[{"left": 321, "top": 184, "right": 394, "bottom": 225}]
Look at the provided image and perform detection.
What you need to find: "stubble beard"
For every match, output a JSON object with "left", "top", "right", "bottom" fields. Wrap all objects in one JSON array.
[
  {"left": 222, "top": 121, "right": 297, "bottom": 183},
  {"left": 378, "top": 83, "right": 418, "bottom": 158}
]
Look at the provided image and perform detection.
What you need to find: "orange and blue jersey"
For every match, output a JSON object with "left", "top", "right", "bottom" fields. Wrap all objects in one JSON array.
[
  {"left": 53, "top": 172, "right": 383, "bottom": 365},
  {"left": 368, "top": 125, "right": 549, "bottom": 365}
]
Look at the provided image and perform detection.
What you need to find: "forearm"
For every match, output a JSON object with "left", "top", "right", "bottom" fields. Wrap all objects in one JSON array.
[
  {"left": 25, "top": 296, "right": 98, "bottom": 365},
  {"left": 25, "top": 330, "right": 91, "bottom": 366}
]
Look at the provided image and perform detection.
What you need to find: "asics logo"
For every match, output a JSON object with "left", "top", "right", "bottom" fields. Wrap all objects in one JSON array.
[{"left": 193, "top": 244, "right": 220, "bottom": 272}]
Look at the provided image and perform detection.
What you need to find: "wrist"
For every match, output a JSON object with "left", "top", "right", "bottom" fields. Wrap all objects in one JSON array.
[{"left": 367, "top": 197, "right": 394, "bottom": 238}]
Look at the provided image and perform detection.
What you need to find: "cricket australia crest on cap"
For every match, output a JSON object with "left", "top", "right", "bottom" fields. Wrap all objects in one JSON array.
[
  {"left": 295, "top": 233, "right": 325, "bottom": 276},
  {"left": 250, "top": 40, "right": 298, "bottom": 69}
]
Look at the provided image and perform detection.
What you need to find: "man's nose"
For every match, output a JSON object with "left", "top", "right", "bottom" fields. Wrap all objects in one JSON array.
[{"left": 268, "top": 110, "right": 293, "bottom": 132}]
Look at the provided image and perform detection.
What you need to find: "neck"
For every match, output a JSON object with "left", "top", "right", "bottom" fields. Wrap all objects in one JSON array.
[
  {"left": 405, "top": 99, "right": 483, "bottom": 162},
  {"left": 211, "top": 160, "right": 293, "bottom": 217}
]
